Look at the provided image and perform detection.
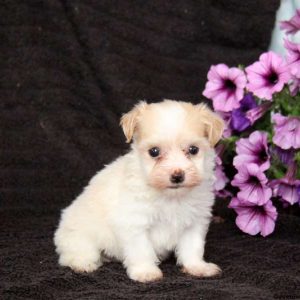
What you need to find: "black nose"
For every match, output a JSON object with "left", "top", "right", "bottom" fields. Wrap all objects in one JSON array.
[{"left": 170, "top": 171, "right": 185, "bottom": 184}]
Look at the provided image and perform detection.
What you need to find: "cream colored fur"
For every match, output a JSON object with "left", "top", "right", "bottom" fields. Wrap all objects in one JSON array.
[{"left": 54, "top": 100, "right": 224, "bottom": 282}]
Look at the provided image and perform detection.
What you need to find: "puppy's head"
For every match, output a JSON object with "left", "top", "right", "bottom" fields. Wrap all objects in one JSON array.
[{"left": 120, "top": 100, "right": 224, "bottom": 192}]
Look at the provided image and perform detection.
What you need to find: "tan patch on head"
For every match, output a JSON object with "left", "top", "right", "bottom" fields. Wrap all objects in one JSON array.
[
  {"left": 120, "top": 101, "right": 147, "bottom": 143},
  {"left": 194, "top": 103, "right": 225, "bottom": 147},
  {"left": 173, "top": 101, "right": 224, "bottom": 147},
  {"left": 120, "top": 100, "right": 224, "bottom": 147},
  {"left": 135, "top": 101, "right": 207, "bottom": 144}
]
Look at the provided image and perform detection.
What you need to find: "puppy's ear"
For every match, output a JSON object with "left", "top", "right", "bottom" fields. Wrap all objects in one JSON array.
[
  {"left": 197, "top": 103, "right": 224, "bottom": 147},
  {"left": 120, "top": 101, "right": 147, "bottom": 143}
]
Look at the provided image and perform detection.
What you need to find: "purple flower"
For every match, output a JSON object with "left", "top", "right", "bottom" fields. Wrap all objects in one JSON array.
[
  {"left": 289, "top": 66, "right": 300, "bottom": 96},
  {"left": 284, "top": 39, "right": 300, "bottom": 70},
  {"left": 231, "top": 110, "right": 251, "bottom": 132},
  {"left": 229, "top": 197, "right": 278, "bottom": 237},
  {"left": 298, "top": 186, "right": 300, "bottom": 205},
  {"left": 280, "top": 9, "right": 300, "bottom": 35},
  {"left": 233, "top": 131, "right": 270, "bottom": 171},
  {"left": 245, "top": 51, "right": 290, "bottom": 100},
  {"left": 230, "top": 93, "right": 257, "bottom": 132},
  {"left": 214, "top": 145, "right": 229, "bottom": 192},
  {"left": 270, "top": 178, "right": 300, "bottom": 205},
  {"left": 203, "top": 64, "right": 247, "bottom": 112},
  {"left": 218, "top": 112, "right": 233, "bottom": 138},
  {"left": 272, "top": 113, "right": 300, "bottom": 150},
  {"left": 231, "top": 163, "right": 272, "bottom": 205},
  {"left": 269, "top": 163, "right": 300, "bottom": 205},
  {"left": 245, "top": 102, "right": 273, "bottom": 125},
  {"left": 271, "top": 146, "right": 295, "bottom": 165}
]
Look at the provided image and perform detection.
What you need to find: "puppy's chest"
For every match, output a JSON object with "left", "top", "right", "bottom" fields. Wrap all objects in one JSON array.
[{"left": 148, "top": 201, "right": 199, "bottom": 249}]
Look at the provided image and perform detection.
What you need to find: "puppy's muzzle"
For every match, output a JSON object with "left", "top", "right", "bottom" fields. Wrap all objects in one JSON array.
[{"left": 170, "top": 170, "right": 185, "bottom": 184}]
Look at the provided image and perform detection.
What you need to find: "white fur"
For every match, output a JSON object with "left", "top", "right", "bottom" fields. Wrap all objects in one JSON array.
[{"left": 54, "top": 100, "right": 222, "bottom": 282}]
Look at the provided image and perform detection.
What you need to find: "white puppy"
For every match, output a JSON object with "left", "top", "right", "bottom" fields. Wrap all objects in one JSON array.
[{"left": 54, "top": 100, "right": 224, "bottom": 283}]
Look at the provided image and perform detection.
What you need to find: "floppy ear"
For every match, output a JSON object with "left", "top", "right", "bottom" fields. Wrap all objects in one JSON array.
[
  {"left": 120, "top": 101, "right": 147, "bottom": 143},
  {"left": 197, "top": 103, "right": 224, "bottom": 147}
]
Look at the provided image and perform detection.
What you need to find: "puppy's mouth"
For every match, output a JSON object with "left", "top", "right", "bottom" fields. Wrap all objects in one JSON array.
[
  {"left": 167, "top": 185, "right": 184, "bottom": 189},
  {"left": 166, "top": 182, "right": 200, "bottom": 189}
]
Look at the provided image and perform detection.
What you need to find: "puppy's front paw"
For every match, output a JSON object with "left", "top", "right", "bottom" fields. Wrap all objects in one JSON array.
[
  {"left": 59, "top": 254, "right": 102, "bottom": 273},
  {"left": 182, "top": 261, "right": 221, "bottom": 278},
  {"left": 128, "top": 264, "right": 163, "bottom": 283}
]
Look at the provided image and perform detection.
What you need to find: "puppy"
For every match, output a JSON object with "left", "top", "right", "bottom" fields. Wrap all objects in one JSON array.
[{"left": 54, "top": 100, "right": 224, "bottom": 283}]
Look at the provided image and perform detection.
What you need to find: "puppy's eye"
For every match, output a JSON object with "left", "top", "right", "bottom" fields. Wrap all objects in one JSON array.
[
  {"left": 188, "top": 145, "right": 199, "bottom": 155},
  {"left": 148, "top": 147, "right": 160, "bottom": 158}
]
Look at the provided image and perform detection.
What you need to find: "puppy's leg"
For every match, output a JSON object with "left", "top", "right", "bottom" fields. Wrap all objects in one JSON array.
[
  {"left": 176, "top": 224, "right": 221, "bottom": 277},
  {"left": 122, "top": 233, "right": 163, "bottom": 283},
  {"left": 54, "top": 228, "right": 102, "bottom": 273}
]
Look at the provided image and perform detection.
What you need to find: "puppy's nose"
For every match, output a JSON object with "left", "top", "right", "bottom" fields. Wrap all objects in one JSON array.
[{"left": 170, "top": 170, "right": 185, "bottom": 184}]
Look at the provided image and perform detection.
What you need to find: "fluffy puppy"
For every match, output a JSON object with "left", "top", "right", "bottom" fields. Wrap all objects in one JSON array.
[{"left": 54, "top": 100, "right": 224, "bottom": 283}]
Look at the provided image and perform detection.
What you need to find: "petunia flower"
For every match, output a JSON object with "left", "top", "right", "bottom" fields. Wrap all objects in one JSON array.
[
  {"left": 245, "top": 51, "right": 290, "bottom": 100},
  {"left": 289, "top": 66, "right": 300, "bottom": 96},
  {"left": 233, "top": 131, "right": 270, "bottom": 171},
  {"left": 218, "top": 112, "right": 233, "bottom": 138},
  {"left": 280, "top": 9, "right": 300, "bottom": 35},
  {"left": 269, "top": 163, "right": 300, "bottom": 205},
  {"left": 230, "top": 93, "right": 257, "bottom": 132},
  {"left": 271, "top": 146, "right": 295, "bottom": 165},
  {"left": 272, "top": 113, "right": 300, "bottom": 150},
  {"left": 246, "top": 102, "right": 273, "bottom": 125},
  {"left": 229, "top": 197, "right": 278, "bottom": 237},
  {"left": 231, "top": 163, "right": 272, "bottom": 205},
  {"left": 214, "top": 152, "right": 229, "bottom": 192},
  {"left": 283, "top": 39, "right": 300, "bottom": 70},
  {"left": 203, "top": 64, "right": 247, "bottom": 112}
]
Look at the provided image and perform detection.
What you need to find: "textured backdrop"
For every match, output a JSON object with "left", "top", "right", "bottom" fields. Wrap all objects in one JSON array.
[{"left": 2, "top": 1, "right": 300, "bottom": 299}]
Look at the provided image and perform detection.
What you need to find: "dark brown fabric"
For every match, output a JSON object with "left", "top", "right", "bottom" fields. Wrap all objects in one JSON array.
[{"left": 2, "top": 1, "right": 300, "bottom": 299}]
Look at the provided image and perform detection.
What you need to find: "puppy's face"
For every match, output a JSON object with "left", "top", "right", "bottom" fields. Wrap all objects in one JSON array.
[{"left": 121, "top": 100, "right": 224, "bottom": 192}]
